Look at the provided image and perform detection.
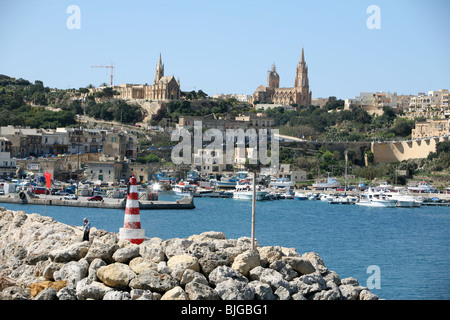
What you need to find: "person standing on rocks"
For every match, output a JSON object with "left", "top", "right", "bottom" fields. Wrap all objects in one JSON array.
[{"left": 83, "top": 218, "right": 91, "bottom": 241}]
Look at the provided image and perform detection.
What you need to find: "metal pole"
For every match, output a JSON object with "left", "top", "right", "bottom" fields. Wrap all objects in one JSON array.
[{"left": 251, "top": 171, "right": 256, "bottom": 251}]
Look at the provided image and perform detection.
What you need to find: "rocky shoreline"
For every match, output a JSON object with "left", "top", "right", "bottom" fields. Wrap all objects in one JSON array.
[{"left": 0, "top": 207, "right": 379, "bottom": 300}]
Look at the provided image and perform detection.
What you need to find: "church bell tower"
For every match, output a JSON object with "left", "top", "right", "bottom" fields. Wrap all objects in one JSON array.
[{"left": 294, "top": 47, "right": 312, "bottom": 106}]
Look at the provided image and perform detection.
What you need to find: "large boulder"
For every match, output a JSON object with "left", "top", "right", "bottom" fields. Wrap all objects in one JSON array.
[
  {"left": 231, "top": 250, "right": 260, "bottom": 277},
  {"left": 281, "top": 256, "right": 316, "bottom": 275},
  {"left": 129, "top": 269, "right": 178, "bottom": 294},
  {"left": 214, "top": 279, "right": 255, "bottom": 300},
  {"left": 198, "top": 251, "right": 230, "bottom": 277},
  {"left": 129, "top": 257, "right": 158, "bottom": 274},
  {"left": 53, "top": 259, "right": 89, "bottom": 288},
  {"left": 248, "top": 266, "right": 289, "bottom": 291},
  {"left": 48, "top": 242, "right": 90, "bottom": 263},
  {"left": 96, "top": 263, "right": 136, "bottom": 289},
  {"left": 1, "top": 285, "right": 31, "bottom": 300},
  {"left": 112, "top": 246, "right": 140, "bottom": 263},
  {"left": 84, "top": 241, "right": 119, "bottom": 264},
  {"left": 248, "top": 281, "right": 276, "bottom": 300},
  {"left": 75, "top": 278, "right": 114, "bottom": 300},
  {"left": 161, "top": 286, "right": 188, "bottom": 300},
  {"left": 258, "top": 246, "right": 284, "bottom": 267},
  {"left": 139, "top": 239, "right": 166, "bottom": 263},
  {"left": 208, "top": 266, "right": 248, "bottom": 287},
  {"left": 167, "top": 254, "right": 200, "bottom": 280},
  {"left": 184, "top": 281, "right": 220, "bottom": 300}
]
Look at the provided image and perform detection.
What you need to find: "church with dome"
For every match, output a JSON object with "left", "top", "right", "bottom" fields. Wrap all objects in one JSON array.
[{"left": 251, "top": 48, "right": 312, "bottom": 107}]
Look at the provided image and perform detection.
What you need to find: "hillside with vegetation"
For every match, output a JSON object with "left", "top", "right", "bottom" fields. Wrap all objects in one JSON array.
[{"left": 0, "top": 75, "right": 144, "bottom": 128}]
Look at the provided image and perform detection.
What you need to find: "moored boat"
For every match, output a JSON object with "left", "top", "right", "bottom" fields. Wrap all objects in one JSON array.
[
  {"left": 408, "top": 181, "right": 437, "bottom": 193},
  {"left": 294, "top": 192, "right": 308, "bottom": 200},
  {"left": 356, "top": 187, "right": 397, "bottom": 208},
  {"left": 232, "top": 179, "right": 267, "bottom": 201},
  {"left": 328, "top": 195, "right": 357, "bottom": 205},
  {"left": 312, "top": 173, "right": 341, "bottom": 189},
  {"left": 269, "top": 178, "right": 295, "bottom": 189},
  {"left": 385, "top": 191, "right": 422, "bottom": 208},
  {"left": 172, "top": 181, "right": 197, "bottom": 197}
]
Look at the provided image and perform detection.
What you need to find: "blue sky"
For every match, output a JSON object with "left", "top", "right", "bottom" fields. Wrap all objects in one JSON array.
[{"left": 0, "top": 0, "right": 449, "bottom": 99}]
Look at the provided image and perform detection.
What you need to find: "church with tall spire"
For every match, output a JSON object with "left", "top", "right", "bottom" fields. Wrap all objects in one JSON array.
[
  {"left": 252, "top": 47, "right": 312, "bottom": 107},
  {"left": 99, "top": 53, "right": 181, "bottom": 101}
]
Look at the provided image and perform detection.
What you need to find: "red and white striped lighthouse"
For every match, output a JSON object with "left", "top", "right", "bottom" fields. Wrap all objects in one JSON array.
[{"left": 119, "top": 173, "right": 145, "bottom": 244}]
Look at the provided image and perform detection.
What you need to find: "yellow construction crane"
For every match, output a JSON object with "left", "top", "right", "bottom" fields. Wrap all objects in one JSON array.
[{"left": 91, "top": 62, "right": 115, "bottom": 86}]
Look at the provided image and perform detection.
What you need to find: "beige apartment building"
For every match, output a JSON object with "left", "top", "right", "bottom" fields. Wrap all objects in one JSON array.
[{"left": 412, "top": 119, "right": 450, "bottom": 139}]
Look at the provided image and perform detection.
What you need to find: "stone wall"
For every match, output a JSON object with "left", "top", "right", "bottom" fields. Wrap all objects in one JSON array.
[{"left": 371, "top": 136, "right": 449, "bottom": 164}]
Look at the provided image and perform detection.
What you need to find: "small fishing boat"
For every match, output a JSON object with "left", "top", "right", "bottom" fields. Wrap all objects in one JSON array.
[{"left": 172, "top": 181, "right": 197, "bottom": 197}]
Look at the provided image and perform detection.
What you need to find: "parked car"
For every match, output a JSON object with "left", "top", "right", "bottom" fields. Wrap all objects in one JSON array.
[
  {"left": 87, "top": 195, "right": 103, "bottom": 201},
  {"left": 64, "top": 194, "right": 78, "bottom": 200}
]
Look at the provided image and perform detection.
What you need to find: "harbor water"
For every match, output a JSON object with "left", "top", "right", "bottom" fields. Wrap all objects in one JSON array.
[{"left": 1, "top": 192, "right": 449, "bottom": 300}]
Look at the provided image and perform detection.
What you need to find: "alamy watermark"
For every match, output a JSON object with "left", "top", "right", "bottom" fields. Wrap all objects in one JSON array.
[
  {"left": 170, "top": 121, "right": 279, "bottom": 169},
  {"left": 366, "top": 5, "right": 381, "bottom": 30},
  {"left": 66, "top": 5, "right": 81, "bottom": 30},
  {"left": 366, "top": 265, "right": 381, "bottom": 289}
]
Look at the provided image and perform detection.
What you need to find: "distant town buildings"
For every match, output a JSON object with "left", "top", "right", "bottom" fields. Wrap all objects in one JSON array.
[
  {"left": 212, "top": 94, "right": 252, "bottom": 103},
  {"left": 177, "top": 113, "right": 275, "bottom": 133},
  {"left": 0, "top": 125, "right": 138, "bottom": 160},
  {"left": 251, "top": 48, "right": 312, "bottom": 108},
  {"left": 344, "top": 92, "right": 398, "bottom": 116},
  {"left": 407, "top": 89, "right": 449, "bottom": 119}
]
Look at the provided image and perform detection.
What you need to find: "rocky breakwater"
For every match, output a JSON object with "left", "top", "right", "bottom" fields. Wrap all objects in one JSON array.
[{"left": 0, "top": 207, "right": 379, "bottom": 300}]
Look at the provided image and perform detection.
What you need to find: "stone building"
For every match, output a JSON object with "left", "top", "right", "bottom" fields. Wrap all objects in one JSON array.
[
  {"left": 412, "top": 119, "right": 450, "bottom": 139},
  {"left": 177, "top": 113, "right": 274, "bottom": 133},
  {"left": 251, "top": 48, "right": 312, "bottom": 107}
]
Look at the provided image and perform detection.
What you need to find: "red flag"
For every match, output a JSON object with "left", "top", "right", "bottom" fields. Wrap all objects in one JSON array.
[{"left": 44, "top": 171, "right": 51, "bottom": 189}]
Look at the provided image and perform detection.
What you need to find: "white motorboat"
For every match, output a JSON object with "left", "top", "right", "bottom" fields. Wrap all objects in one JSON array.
[
  {"left": 320, "top": 193, "right": 333, "bottom": 202},
  {"left": 269, "top": 178, "right": 295, "bottom": 189},
  {"left": 408, "top": 181, "right": 437, "bottom": 193},
  {"left": 385, "top": 191, "right": 422, "bottom": 207},
  {"left": 172, "top": 181, "right": 197, "bottom": 196},
  {"left": 356, "top": 187, "right": 397, "bottom": 208},
  {"left": 193, "top": 188, "right": 233, "bottom": 198},
  {"left": 328, "top": 195, "right": 357, "bottom": 205},
  {"left": 294, "top": 192, "right": 308, "bottom": 200},
  {"left": 233, "top": 179, "right": 267, "bottom": 201}
]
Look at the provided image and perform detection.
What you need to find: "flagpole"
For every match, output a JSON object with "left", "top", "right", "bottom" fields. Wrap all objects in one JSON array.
[{"left": 251, "top": 171, "right": 256, "bottom": 251}]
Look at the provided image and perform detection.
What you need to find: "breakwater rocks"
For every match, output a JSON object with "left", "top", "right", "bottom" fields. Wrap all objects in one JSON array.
[{"left": 0, "top": 207, "right": 379, "bottom": 301}]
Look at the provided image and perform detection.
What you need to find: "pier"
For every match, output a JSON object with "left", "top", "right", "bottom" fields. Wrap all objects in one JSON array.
[{"left": 0, "top": 192, "right": 195, "bottom": 210}]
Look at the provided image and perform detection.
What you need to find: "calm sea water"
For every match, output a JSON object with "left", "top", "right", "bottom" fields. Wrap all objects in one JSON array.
[{"left": 1, "top": 192, "right": 449, "bottom": 300}]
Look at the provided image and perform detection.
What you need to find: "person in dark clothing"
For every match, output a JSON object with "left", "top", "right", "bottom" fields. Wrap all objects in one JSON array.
[{"left": 83, "top": 218, "right": 91, "bottom": 241}]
